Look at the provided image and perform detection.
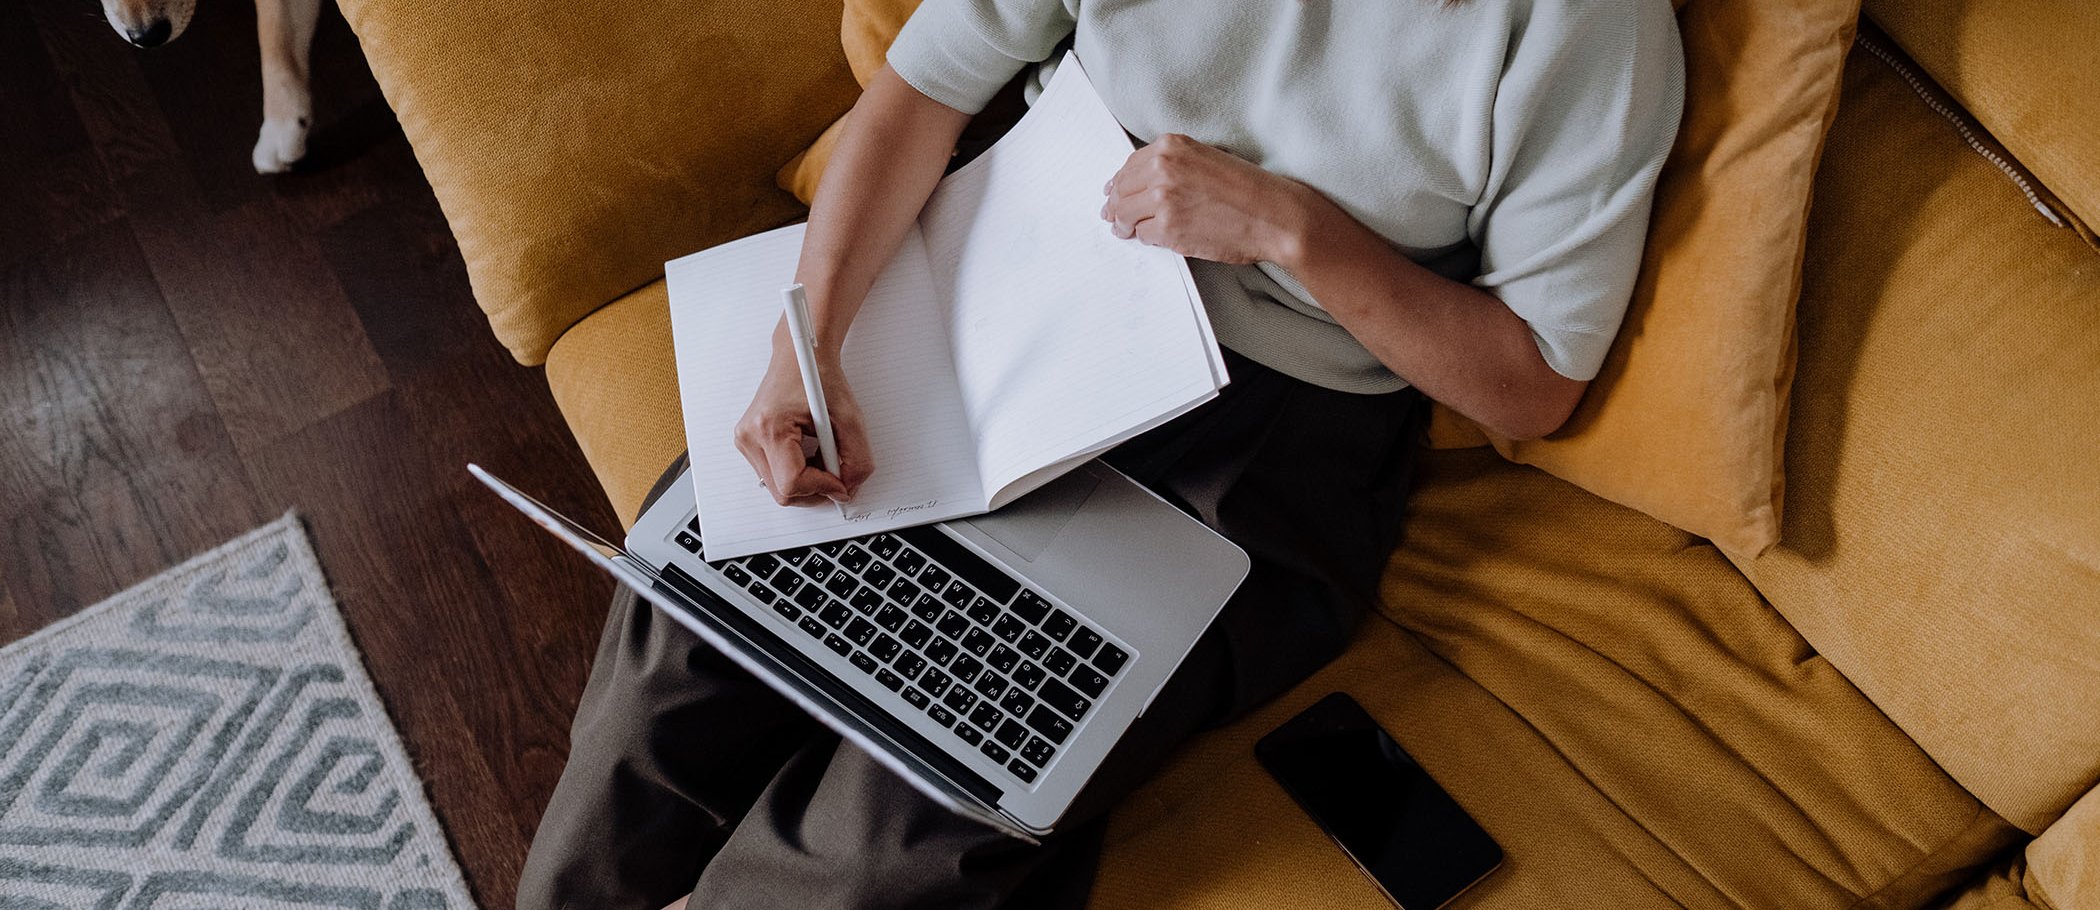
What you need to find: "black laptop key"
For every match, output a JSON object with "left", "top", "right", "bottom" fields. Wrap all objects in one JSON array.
[
  {"left": 991, "top": 615, "right": 1026, "bottom": 642},
  {"left": 823, "top": 634, "right": 853, "bottom": 657},
  {"left": 687, "top": 517, "right": 702, "bottom": 534},
  {"left": 1012, "top": 661, "right": 1047, "bottom": 690},
  {"left": 819, "top": 603, "right": 851, "bottom": 629},
  {"left": 943, "top": 686, "right": 978, "bottom": 714},
  {"left": 979, "top": 740, "right": 1011, "bottom": 764},
  {"left": 1007, "top": 759, "right": 1038, "bottom": 782},
  {"left": 840, "top": 544, "right": 872, "bottom": 572},
  {"left": 781, "top": 546, "right": 813, "bottom": 566},
  {"left": 999, "top": 689, "right": 1033, "bottom": 716},
  {"left": 890, "top": 578, "right": 922, "bottom": 602},
  {"left": 870, "top": 534, "right": 901, "bottom": 559},
  {"left": 901, "top": 621, "right": 934, "bottom": 649},
  {"left": 772, "top": 601, "right": 802, "bottom": 623},
  {"left": 1012, "top": 590, "right": 1052, "bottom": 624},
  {"left": 973, "top": 673, "right": 1007, "bottom": 700},
  {"left": 1042, "top": 610, "right": 1077, "bottom": 641},
  {"left": 1020, "top": 736, "right": 1054, "bottom": 768},
  {"left": 987, "top": 645, "right": 1021, "bottom": 674},
  {"left": 1037, "top": 679, "right": 1090, "bottom": 723},
  {"left": 925, "top": 638, "right": 959, "bottom": 666},
  {"left": 1070, "top": 665, "right": 1109, "bottom": 698},
  {"left": 775, "top": 573, "right": 804, "bottom": 597},
  {"left": 966, "top": 597, "right": 1000, "bottom": 626},
  {"left": 1017, "top": 632, "right": 1050, "bottom": 659},
  {"left": 969, "top": 702, "right": 1002, "bottom": 732},
  {"left": 851, "top": 586, "right": 885, "bottom": 614},
  {"left": 848, "top": 651, "right": 878, "bottom": 675},
  {"left": 795, "top": 585, "right": 827, "bottom": 610},
  {"left": 874, "top": 605, "right": 908, "bottom": 633},
  {"left": 845, "top": 618, "right": 878, "bottom": 646},
  {"left": 1044, "top": 648, "right": 1077, "bottom": 676},
  {"left": 747, "top": 553, "right": 779, "bottom": 578},
  {"left": 954, "top": 724, "right": 982, "bottom": 746},
  {"left": 961, "top": 628, "right": 995, "bottom": 657},
  {"left": 826, "top": 573, "right": 857, "bottom": 597},
  {"left": 995, "top": 719, "right": 1029, "bottom": 750},
  {"left": 935, "top": 611, "right": 970, "bottom": 639},
  {"left": 941, "top": 580, "right": 972, "bottom": 607},
  {"left": 798, "top": 616, "right": 826, "bottom": 639},
  {"left": 749, "top": 583, "right": 779, "bottom": 606},
  {"left": 862, "top": 563, "right": 896, "bottom": 589},
  {"left": 803, "top": 555, "right": 834, "bottom": 584},
  {"left": 1025, "top": 705, "right": 1074, "bottom": 745},
  {"left": 894, "top": 548, "right": 927, "bottom": 575},
  {"left": 912, "top": 594, "right": 944, "bottom": 622},
  {"left": 721, "top": 563, "right": 752, "bottom": 587},
  {"left": 919, "top": 566, "right": 952, "bottom": 591},
  {"left": 950, "top": 656, "right": 983, "bottom": 685},
  {"left": 1068, "top": 628, "right": 1103, "bottom": 659},
  {"left": 919, "top": 669, "right": 952, "bottom": 698},
  {"left": 929, "top": 705, "right": 957, "bottom": 728},
  {"left": 1094, "top": 643, "right": 1129, "bottom": 676},
  {"left": 875, "top": 669, "right": 903, "bottom": 691},
  {"left": 894, "top": 653, "right": 926, "bottom": 680},
  {"left": 903, "top": 687, "right": 930, "bottom": 709},
  {"left": 894, "top": 525, "right": 1022, "bottom": 602},
  {"left": 675, "top": 531, "right": 701, "bottom": 553}
]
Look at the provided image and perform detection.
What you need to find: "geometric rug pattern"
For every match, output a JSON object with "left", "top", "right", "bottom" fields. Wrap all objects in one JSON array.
[{"left": 0, "top": 513, "right": 478, "bottom": 909}]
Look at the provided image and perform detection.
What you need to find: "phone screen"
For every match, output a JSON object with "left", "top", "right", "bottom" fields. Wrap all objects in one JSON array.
[{"left": 1256, "top": 693, "right": 1502, "bottom": 909}]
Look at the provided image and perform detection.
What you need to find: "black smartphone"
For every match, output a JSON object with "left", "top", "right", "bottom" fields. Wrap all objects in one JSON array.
[{"left": 1255, "top": 692, "right": 1502, "bottom": 909}]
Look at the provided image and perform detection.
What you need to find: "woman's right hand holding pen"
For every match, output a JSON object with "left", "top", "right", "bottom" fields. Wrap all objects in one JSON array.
[{"left": 734, "top": 325, "right": 874, "bottom": 508}]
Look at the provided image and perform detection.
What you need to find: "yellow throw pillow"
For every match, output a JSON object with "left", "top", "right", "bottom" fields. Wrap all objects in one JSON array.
[{"left": 783, "top": 0, "right": 1860, "bottom": 558}]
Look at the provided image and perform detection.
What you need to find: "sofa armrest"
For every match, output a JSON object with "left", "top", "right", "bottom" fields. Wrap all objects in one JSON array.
[{"left": 339, "top": 0, "right": 859, "bottom": 364}]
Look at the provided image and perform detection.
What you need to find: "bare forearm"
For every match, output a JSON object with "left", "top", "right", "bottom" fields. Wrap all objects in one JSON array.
[
  {"left": 1275, "top": 195, "right": 1587, "bottom": 440},
  {"left": 793, "top": 66, "right": 971, "bottom": 359}
]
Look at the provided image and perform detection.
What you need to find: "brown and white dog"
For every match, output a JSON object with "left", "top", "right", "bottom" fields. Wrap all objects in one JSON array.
[{"left": 101, "top": 0, "right": 324, "bottom": 173}]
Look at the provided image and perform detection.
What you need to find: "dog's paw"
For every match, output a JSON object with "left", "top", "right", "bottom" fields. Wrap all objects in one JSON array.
[{"left": 251, "top": 116, "right": 308, "bottom": 174}]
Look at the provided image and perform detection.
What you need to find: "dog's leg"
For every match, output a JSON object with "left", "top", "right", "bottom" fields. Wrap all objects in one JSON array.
[{"left": 252, "top": 0, "right": 322, "bottom": 173}]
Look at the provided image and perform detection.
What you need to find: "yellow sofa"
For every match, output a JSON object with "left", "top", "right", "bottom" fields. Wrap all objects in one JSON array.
[{"left": 336, "top": 0, "right": 2100, "bottom": 905}]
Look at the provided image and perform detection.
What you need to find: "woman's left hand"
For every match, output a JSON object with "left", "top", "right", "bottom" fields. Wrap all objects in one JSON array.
[{"left": 1100, "top": 133, "right": 1319, "bottom": 266}]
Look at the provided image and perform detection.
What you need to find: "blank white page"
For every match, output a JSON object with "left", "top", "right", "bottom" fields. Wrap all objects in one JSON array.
[
  {"left": 667, "top": 224, "right": 989, "bottom": 560},
  {"left": 918, "top": 54, "right": 1225, "bottom": 504}
]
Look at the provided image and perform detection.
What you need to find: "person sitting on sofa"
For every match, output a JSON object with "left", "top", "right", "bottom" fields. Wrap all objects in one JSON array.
[{"left": 518, "top": 0, "right": 1684, "bottom": 907}]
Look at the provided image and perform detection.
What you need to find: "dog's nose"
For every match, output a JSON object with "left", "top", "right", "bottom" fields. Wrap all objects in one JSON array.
[{"left": 126, "top": 19, "right": 172, "bottom": 48}]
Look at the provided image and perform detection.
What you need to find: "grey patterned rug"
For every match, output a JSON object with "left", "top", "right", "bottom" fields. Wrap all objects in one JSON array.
[{"left": 0, "top": 513, "right": 477, "bottom": 910}]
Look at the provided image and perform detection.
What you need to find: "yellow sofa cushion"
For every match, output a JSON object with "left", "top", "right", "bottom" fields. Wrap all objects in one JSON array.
[
  {"left": 1864, "top": 0, "right": 2100, "bottom": 241},
  {"left": 544, "top": 280, "right": 684, "bottom": 528},
  {"left": 1090, "top": 448, "right": 2017, "bottom": 909},
  {"left": 338, "top": 0, "right": 859, "bottom": 366},
  {"left": 1733, "top": 40, "right": 2100, "bottom": 834}
]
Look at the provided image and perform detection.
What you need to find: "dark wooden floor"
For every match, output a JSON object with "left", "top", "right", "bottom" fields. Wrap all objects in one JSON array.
[{"left": 0, "top": 2, "right": 624, "bottom": 906}]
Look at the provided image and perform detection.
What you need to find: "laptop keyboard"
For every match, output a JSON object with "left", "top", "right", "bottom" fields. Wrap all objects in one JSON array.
[{"left": 680, "top": 520, "right": 1132, "bottom": 786}]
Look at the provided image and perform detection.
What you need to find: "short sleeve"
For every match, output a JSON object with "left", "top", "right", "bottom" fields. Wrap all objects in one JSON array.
[
  {"left": 886, "top": 0, "right": 1079, "bottom": 115},
  {"left": 1468, "top": 0, "right": 1684, "bottom": 381}
]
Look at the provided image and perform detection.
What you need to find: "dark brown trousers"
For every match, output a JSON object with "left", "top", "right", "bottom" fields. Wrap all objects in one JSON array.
[{"left": 517, "top": 352, "right": 1426, "bottom": 910}]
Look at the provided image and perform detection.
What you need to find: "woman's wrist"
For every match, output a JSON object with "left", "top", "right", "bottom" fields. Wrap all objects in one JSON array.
[{"left": 1266, "top": 182, "right": 1334, "bottom": 272}]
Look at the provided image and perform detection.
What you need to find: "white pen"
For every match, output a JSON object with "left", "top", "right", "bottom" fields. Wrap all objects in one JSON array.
[{"left": 781, "top": 284, "right": 848, "bottom": 517}]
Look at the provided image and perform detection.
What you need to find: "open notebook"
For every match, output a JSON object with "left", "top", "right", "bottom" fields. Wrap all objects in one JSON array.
[{"left": 667, "top": 54, "right": 1227, "bottom": 560}]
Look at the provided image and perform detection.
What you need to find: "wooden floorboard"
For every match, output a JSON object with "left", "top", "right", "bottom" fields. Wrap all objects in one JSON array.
[{"left": 1, "top": 2, "right": 621, "bottom": 905}]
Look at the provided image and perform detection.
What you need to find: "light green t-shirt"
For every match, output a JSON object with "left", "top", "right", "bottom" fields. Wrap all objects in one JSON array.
[{"left": 888, "top": 0, "right": 1684, "bottom": 393}]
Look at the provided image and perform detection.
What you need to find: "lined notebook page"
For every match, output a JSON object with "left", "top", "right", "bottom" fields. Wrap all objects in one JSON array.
[
  {"left": 667, "top": 224, "right": 988, "bottom": 560},
  {"left": 918, "top": 54, "right": 1225, "bottom": 503}
]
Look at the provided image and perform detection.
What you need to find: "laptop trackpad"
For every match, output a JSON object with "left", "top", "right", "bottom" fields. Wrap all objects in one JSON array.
[{"left": 963, "top": 470, "right": 1102, "bottom": 562}]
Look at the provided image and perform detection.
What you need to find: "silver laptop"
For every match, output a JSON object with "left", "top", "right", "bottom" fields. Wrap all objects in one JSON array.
[{"left": 471, "top": 458, "right": 1248, "bottom": 841}]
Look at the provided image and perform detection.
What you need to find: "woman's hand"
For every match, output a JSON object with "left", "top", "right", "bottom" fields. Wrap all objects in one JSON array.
[
  {"left": 1100, "top": 133, "right": 1323, "bottom": 266},
  {"left": 734, "top": 333, "right": 873, "bottom": 507}
]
